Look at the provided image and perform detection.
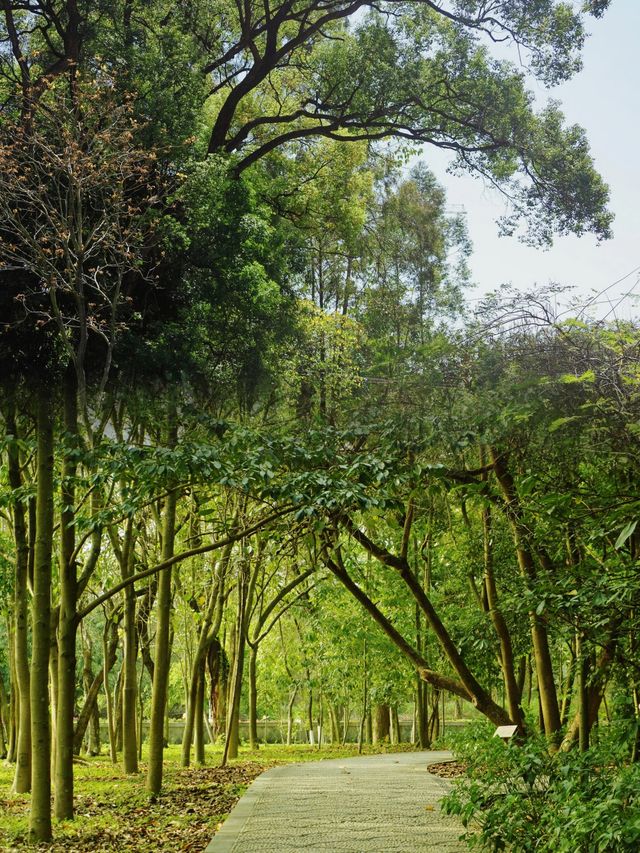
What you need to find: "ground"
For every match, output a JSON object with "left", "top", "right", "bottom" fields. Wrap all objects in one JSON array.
[
  {"left": 427, "top": 760, "right": 466, "bottom": 780},
  {"left": 0, "top": 743, "right": 420, "bottom": 852}
]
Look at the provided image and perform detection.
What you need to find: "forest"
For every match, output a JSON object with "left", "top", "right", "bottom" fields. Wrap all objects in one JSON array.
[{"left": 1, "top": 1, "right": 639, "bottom": 851}]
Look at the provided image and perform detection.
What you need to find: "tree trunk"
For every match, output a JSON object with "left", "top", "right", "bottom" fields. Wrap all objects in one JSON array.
[
  {"left": 194, "top": 663, "right": 206, "bottom": 765},
  {"left": 6, "top": 398, "right": 32, "bottom": 793},
  {"left": 329, "top": 704, "right": 340, "bottom": 744},
  {"left": 333, "top": 530, "right": 513, "bottom": 726},
  {"left": 342, "top": 704, "right": 350, "bottom": 745},
  {"left": 74, "top": 670, "right": 101, "bottom": 755},
  {"left": 248, "top": 644, "right": 259, "bottom": 750},
  {"left": 482, "top": 503, "right": 524, "bottom": 727},
  {"left": 136, "top": 578, "right": 157, "bottom": 682},
  {"left": 80, "top": 632, "right": 96, "bottom": 755},
  {"left": 114, "top": 662, "right": 124, "bottom": 754},
  {"left": 560, "top": 644, "right": 577, "bottom": 727},
  {"left": 222, "top": 591, "right": 246, "bottom": 765},
  {"left": 138, "top": 663, "right": 146, "bottom": 761},
  {"left": 286, "top": 685, "right": 298, "bottom": 745},
  {"left": 49, "top": 620, "right": 58, "bottom": 778},
  {"left": 490, "top": 450, "right": 561, "bottom": 738},
  {"left": 147, "top": 479, "right": 178, "bottom": 796},
  {"left": 390, "top": 705, "right": 401, "bottom": 744},
  {"left": 29, "top": 393, "right": 54, "bottom": 843},
  {"left": 207, "top": 637, "right": 228, "bottom": 740},
  {"left": 0, "top": 675, "right": 9, "bottom": 758},
  {"left": 55, "top": 369, "right": 80, "bottom": 820},
  {"left": 373, "top": 703, "right": 390, "bottom": 744},
  {"left": 416, "top": 679, "right": 429, "bottom": 747},
  {"left": 73, "top": 617, "right": 119, "bottom": 755},
  {"left": 307, "top": 686, "right": 313, "bottom": 740},
  {"left": 120, "top": 518, "right": 139, "bottom": 773},
  {"left": 428, "top": 689, "right": 441, "bottom": 743},
  {"left": 8, "top": 641, "right": 18, "bottom": 763},
  {"left": 365, "top": 711, "right": 372, "bottom": 745},
  {"left": 577, "top": 632, "right": 590, "bottom": 752},
  {"left": 517, "top": 656, "right": 527, "bottom": 700},
  {"left": 182, "top": 545, "right": 230, "bottom": 767},
  {"left": 562, "top": 635, "right": 616, "bottom": 750},
  {"left": 103, "top": 619, "right": 118, "bottom": 764}
]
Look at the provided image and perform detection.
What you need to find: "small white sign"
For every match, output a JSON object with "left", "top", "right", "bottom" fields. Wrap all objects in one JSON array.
[{"left": 494, "top": 725, "right": 519, "bottom": 740}]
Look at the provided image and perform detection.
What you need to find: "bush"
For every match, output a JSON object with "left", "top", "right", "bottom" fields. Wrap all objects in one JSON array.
[{"left": 442, "top": 722, "right": 640, "bottom": 851}]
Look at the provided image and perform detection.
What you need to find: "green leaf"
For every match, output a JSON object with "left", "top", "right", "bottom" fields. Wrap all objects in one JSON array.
[
  {"left": 560, "top": 370, "right": 596, "bottom": 384},
  {"left": 548, "top": 416, "right": 579, "bottom": 432},
  {"left": 615, "top": 520, "right": 637, "bottom": 550}
]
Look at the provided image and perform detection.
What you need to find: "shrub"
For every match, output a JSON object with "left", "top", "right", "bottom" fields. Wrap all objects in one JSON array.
[{"left": 442, "top": 722, "right": 640, "bottom": 851}]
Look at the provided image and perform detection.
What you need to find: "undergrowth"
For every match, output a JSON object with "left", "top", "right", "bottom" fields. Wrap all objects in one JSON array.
[{"left": 442, "top": 721, "right": 640, "bottom": 852}]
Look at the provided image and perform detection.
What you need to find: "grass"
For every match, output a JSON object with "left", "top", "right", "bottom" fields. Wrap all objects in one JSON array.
[{"left": 0, "top": 741, "right": 419, "bottom": 851}]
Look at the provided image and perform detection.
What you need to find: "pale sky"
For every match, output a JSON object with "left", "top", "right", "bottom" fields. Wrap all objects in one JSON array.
[{"left": 423, "top": 0, "right": 640, "bottom": 320}]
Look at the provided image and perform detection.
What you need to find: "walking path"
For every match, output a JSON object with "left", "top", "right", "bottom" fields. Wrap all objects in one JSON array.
[{"left": 205, "top": 751, "right": 465, "bottom": 852}]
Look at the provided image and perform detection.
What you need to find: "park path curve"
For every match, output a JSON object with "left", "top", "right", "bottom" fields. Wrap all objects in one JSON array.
[{"left": 204, "top": 750, "right": 465, "bottom": 852}]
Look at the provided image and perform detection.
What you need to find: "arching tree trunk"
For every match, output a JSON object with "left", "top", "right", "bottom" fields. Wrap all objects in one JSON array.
[
  {"left": 482, "top": 502, "right": 525, "bottom": 728},
  {"left": 490, "top": 450, "right": 561, "bottom": 739}
]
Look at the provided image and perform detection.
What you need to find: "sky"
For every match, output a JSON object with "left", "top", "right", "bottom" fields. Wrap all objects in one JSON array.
[{"left": 422, "top": 0, "right": 640, "bottom": 320}]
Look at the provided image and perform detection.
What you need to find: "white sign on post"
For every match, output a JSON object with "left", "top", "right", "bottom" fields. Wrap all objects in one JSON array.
[{"left": 493, "top": 725, "right": 519, "bottom": 742}]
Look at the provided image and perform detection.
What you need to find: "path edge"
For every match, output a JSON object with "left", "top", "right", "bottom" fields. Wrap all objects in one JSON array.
[{"left": 204, "top": 764, "right": 289, "bottom": 852}]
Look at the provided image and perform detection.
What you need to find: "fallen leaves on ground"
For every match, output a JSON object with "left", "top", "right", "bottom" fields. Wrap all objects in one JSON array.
[
  {"left": 427, "top": 760, "right": 466, "bottom": 779},
  {"left": 1, "top": 762, "right": 267, "bottom": 852}
]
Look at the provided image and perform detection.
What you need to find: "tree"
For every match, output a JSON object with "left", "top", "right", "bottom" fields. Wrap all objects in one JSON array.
[{"left": 198, "top": 0, "right": 612, "bottom": 244}]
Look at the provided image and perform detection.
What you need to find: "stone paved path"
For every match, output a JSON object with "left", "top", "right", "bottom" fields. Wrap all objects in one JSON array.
[{"left": 204, "top": 751, "right": 465, "bottom": 852}]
